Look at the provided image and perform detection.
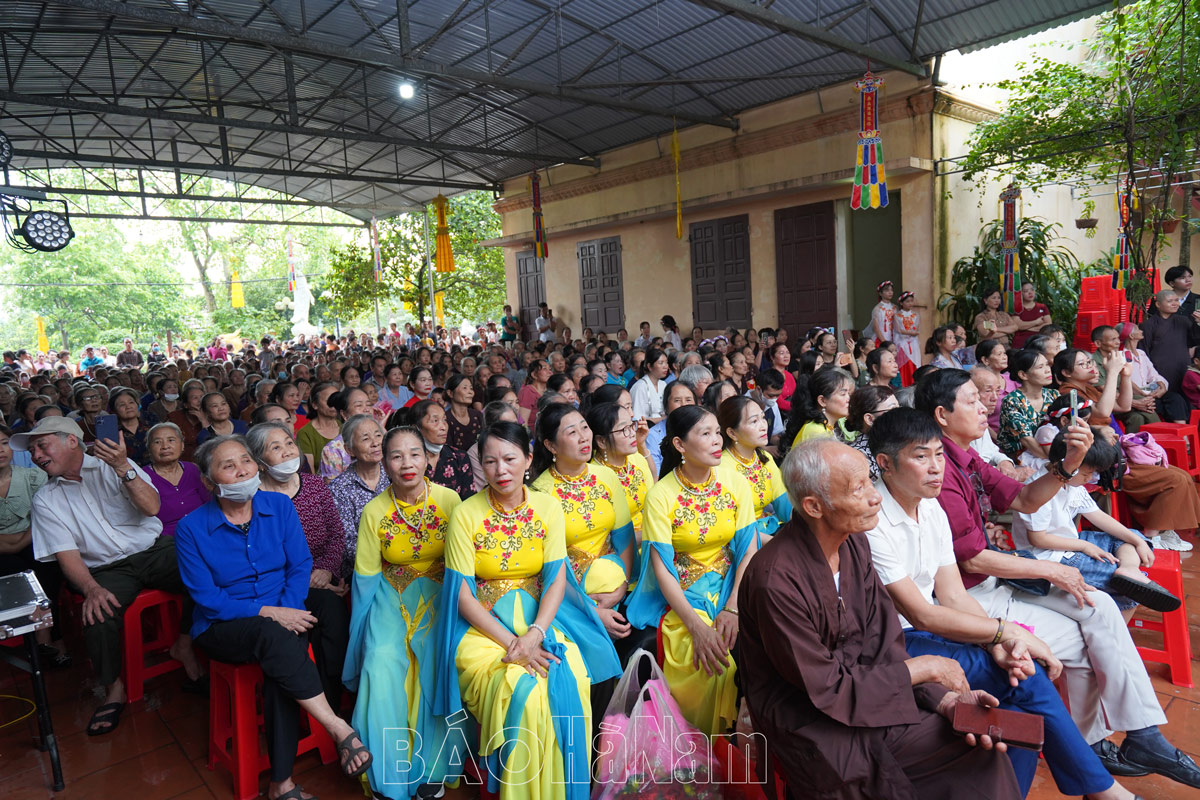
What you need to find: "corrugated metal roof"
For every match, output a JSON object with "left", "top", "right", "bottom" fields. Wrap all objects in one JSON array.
[{"left": 0, "top": 0, "right": 1112, "bottom": 221}]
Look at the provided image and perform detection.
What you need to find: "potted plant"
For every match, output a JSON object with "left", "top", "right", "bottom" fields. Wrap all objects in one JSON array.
[{"left": 1075, "top": 199, "right": 1098, "bottom": 233}]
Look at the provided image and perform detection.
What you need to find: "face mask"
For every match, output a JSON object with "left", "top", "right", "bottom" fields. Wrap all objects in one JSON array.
[
  {"left": 163, "top": 393, "right": 179, "bottom": 401},
  {"left": 217, "top": 473, "right": 260, "bottom": 503},
  {"left": 1054, "top": 341, "right": 1067, "bottom": 354},
  {"left": 266, "top": 457, "right": 301, "bottom": 481},
  {"left": 426, "top": 442, "right": 443, "bottom": 455},
  {"left": 278, "top": 371, "right": 289, "bottom": 380}
]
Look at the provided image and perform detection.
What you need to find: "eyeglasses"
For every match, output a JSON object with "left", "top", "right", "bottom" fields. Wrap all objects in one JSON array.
[{"left": 614, "top": 422, "right": 638, "bottom": 438}]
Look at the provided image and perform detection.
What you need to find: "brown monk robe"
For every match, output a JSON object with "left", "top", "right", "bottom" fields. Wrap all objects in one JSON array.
[{"left": 737, "top": 440, "right": 1020, "bottom": 800}]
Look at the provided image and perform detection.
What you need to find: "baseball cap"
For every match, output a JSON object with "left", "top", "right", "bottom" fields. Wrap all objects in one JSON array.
[{"left": 9, "top": 417, "right": 85, "bottom": 451}]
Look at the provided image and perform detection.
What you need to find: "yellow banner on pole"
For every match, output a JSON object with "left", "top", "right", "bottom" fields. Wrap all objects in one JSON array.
[
  {"left": 35, "top": 316, "right": 49, "bottom": 354},
  {"left": 230, "top": 270, "right": 245, "bottom": 308},
  {"left": 434, "top": 291, "right": 445, "bottom": 328}
]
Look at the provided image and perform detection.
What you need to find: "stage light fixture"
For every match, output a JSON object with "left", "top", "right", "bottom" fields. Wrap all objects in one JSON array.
[
  {"left": 20, "top": 208, "right": 74, "bottom": 252},
  {"left": 0, "top": 131, "right": 11, "bottom": 168}
]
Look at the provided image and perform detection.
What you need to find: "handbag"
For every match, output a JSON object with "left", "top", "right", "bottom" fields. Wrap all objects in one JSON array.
[
  {"left": 593, "top": 649, "right": 722, "bottom": 799},
  {"left": 1119, "top": 431, "right": 1168, "bottom": 467}
]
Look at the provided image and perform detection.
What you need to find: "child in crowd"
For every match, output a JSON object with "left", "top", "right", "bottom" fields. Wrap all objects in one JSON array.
[
  {"left": 893, "top": 291, "right": 921, "bottom": 386},
  {"left": 1011, "top": 429, "right": 1181, "bottom": 620}
]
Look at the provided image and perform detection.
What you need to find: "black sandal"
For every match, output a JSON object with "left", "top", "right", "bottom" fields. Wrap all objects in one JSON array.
[
  {"left": 1108, "top": 575, "right": 1181, "bottom": 612},
  {"left": 336, "top": 730, "right": 372, "bottom": 778},
  {"left": 86, "top": 701, "right": 125, "bottom": 736},
  {"left": 36, "top": 644, "right": 72, "bottom": 669},
  {"left": 272, "top": 787, "right": 317, "bottom": 800}
]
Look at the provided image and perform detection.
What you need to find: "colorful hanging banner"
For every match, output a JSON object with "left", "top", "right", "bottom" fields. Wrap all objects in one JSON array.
[
  {"left": 851, "top": 72, "right": 889, "bottom": 210},
  {"left": 433, "top": 195, "right": 456, "bottom": 273},
  {"left": 230, "top": 270, "right": 245, "bottom": 308},
  {"left": 999, "top": 183, "right": 1021, "bottom": 313},
  {"left": 286, "top": 236, "right": 298, "bottom": 293},
  {"left": 671, "top": 125, "right": 683, "bottom": 239},
  {"left": 531, "top": 172, "right": 548, "bottom": 259},
  {"left": 434, "top": 290, "right": 445, "bottom": 328},
  {"left": 35, "top": 315, "right": 49, "bottom": 354},
  {"left": 370, "top": 217, "right": 383, "bottom": 283},
  {"left": 1111, "top": 180, "right": 1139, "bottom": 292}
]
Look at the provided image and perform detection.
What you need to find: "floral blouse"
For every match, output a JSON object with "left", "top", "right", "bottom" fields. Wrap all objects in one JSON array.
[
  {"left": 593, "top": 453, "right": 654, "bottom": 531},
  {"left": 328, "top": 463, "right": 392, "bottom": 578},
  {"left": 999, "top": 387, "right": 1059, "bottom": 458},
  {"left": 428, "top": 446, "right": 474, "bottom": 499},
  {"left": 355, "top": 480, "right": 461, "bottom": 594},
  {"left": 318, "top": 434, "right": 352, "bottom": 483},
  {"left": 445, "top": 406, "right": 483, "bottom": 453}
]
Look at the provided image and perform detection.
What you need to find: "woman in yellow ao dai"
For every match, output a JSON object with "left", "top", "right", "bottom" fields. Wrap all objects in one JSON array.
[
  {"left": 717, "top": 395, "right": 792, "bottom": 538},
  {"left": 432, "top": 421, "right": 619, "bottom": 800},
  {"left": 625, "top": 406, "right": 758, "bottom": 737},
  {"left": 343, "top": 426, "right": 462, "bottom": 800},
  {"left": 529, "top": 404, "right": 635, "bottom": 639}
]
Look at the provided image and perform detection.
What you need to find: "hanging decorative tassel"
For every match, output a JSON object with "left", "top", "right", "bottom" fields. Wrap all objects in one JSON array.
[
  {"left": 851, "top": 72, "right": 888, "bottom": 210},
  {"left": 1111, "top": 180, "right": 1138, "bottom": 293},
  {"left": 230, "top": 269, "right": 245, "bottom": 308},
  {"left": 35, "top": 315, "right": 49, "bottom": 355},
  {"left": 1000, "top": 183, "right": 1021, "bottom": 313},
  {"left": 433, "top": 195, "right": 456, "bottom": 273},
  {"left": 531, "top": 172, "right": 548, "bottom": 259},
  {"left": 370, "top": 217, "right": 383, "bottom": 283},
  {"left": 672, "top": 123, "right": 683, "bottom": 239},
  {"left": 286, "top": 236, "right": 297, "bottom": 293}
]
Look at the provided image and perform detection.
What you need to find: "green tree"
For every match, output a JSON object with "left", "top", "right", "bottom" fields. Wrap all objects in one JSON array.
[
  {"left": 0, "top": 217, "right": 194, "bottom": 352},
  {"left": 959, "top": 0, "right": 1200, "bottom": 305},
  {"left": 325, "top": 191, "right": 505, "bottom": 326}
]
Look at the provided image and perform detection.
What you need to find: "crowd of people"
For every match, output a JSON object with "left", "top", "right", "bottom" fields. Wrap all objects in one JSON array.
[{"left": 3, "top": 274, "right": 1200, "bottom": 800}]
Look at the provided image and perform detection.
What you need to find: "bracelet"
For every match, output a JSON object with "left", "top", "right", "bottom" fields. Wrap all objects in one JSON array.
[
  {"left": 528, "top": 622, "right": 547, "bottom": 641},
  {"left": 720, "top": 607, "right": 738, "bottom": 616},
  {"left": 991, "top": 618, "right": 1006, "bottom": 645},
  {"left": 1049, "top": 460, "right": 1077, "bottom": 483}
]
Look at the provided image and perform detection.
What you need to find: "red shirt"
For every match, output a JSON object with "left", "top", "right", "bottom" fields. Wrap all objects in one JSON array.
[
  {"left": 1011, "top": 303, "right": 1050, "bottom": 348},
  {"left": 937, "top": 437, "right": 1023, "bottom": 589}
]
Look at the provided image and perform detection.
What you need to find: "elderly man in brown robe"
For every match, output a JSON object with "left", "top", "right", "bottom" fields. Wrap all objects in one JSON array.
[{"left": 737, "top": 439, "right": 1021, "bottom": 800}]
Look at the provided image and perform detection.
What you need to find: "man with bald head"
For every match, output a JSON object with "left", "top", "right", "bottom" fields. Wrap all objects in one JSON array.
[
  {"left": 1141, "top": 288, "right": 1196, "bottom": 393},
  {"left": 737, "top": 439, "right": 1020, "bottom": 799}
]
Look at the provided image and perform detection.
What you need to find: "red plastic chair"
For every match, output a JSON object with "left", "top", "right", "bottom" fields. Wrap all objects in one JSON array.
[
  {"left": 1127, "top": 549, "right": 1194, "bottom": 688},
  {"left": 121, "top": 589, "right": 185, "bottom": 703},
  {"left": 207, "top": 646, "right": 336, "bottom": 800},
  {"left": 1139, "top": 423, "right": 1200, "bottom": 479}
]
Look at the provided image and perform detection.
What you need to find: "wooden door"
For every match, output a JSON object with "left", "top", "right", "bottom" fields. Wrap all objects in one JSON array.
[
  {"left": 516, "top": 250, "right": 545, "bottom": 341},
  {"left": 577, "top": 237, "right": 625, "bottom": 332},
  {"left": 775, "top": 202, "right": 835, "bottom": 336},
  {"left": 690, "top": 214, "right": 751, "bottom": 330}
]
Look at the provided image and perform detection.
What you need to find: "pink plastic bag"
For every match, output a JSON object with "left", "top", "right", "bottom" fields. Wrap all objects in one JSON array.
[
  {"left": 593, "top": 649, "right": 722, "bottom": 799},
  {"left": 1120, "top": 431, "right": 1168, "bottom": 467}
]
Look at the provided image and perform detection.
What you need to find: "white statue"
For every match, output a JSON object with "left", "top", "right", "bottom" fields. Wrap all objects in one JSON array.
[{"left": 290, "top": 269, "right": 320, "bottom": 339}]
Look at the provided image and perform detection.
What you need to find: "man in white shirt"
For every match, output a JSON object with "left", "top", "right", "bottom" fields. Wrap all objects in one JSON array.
[
  {"left": 17, "top": 417, "right": 204, "bottom": 736},
  {"left": 864, "top": 407, "right": 1133, "bottom": 798},
  {"left": 534, "top": 302, "right": 556, "bottom": 343},
  {"left": 634, "top": 320, "right": 654, "bottom": 348}
]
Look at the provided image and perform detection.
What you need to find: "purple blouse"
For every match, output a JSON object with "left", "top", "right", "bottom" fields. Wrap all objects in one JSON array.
[
  {"left": 287, "top": 474, "right": 344, "bottom": 573},
  {"left": 146, "top": 461, "right": 211, "bottom": 537}
]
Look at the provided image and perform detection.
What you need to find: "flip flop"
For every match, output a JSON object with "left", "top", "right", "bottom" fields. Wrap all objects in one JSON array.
[
  {"left": 273, "top": 787, "right": 317, "bottom": 800},
  {"left": 1108, "top": 574, "right": 1181, "bottom": 612},
  {"left": 86, "top": 701, "right": 125, "bottom": 737},
  {"left": 336, "top": 730, "right": 372, "bottom": 778}
]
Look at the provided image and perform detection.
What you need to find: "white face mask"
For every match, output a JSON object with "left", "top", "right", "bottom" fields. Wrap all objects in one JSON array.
[
  {"left": 266, "top": 457, "right": 301, "bottom": 482},
  {"left": 426, "top": 442, "right": 443, "bottom": 455},
  {"left": 217, "top": 473, "right": 261, "bottom": 503},
  {"left": 1054, "top": 340, "right": 1067, "bottom": 354},
  {"left": 163, "top": 393, "right": 179, "bottom": 401}
]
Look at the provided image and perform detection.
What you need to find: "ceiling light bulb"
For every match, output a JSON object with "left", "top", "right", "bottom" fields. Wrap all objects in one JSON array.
[{"left": 398, "top": 82, "right": 415, "bottom": 100}]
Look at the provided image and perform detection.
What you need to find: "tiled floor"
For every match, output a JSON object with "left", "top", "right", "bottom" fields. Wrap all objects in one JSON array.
[{"left": 3, "top": 551, "right": 1199, "bottom": 800}]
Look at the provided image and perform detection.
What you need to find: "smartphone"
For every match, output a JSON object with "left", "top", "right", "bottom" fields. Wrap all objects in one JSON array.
[
  {"left": 1068, "top": 389, "right": 1078, "bottom": 426},
  {"left": 95, "top": 414, "right": 119, "bottom": 445},
  {"left": 1124, "top": 350, "right": 1133, "bottom": 363},
  {"left": 952, "top": 702, "right": 1044, "bottom": 751}
]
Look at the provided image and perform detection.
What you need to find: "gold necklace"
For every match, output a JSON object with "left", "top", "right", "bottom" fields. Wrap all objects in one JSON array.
[
  {"left": 487, "top": 486, "right": 529, "bottom": 519},
  {"left": 675, "top": 466, "right": 715, "bottom": 496},
  {"left": 549, "top": 464, "right": 588, "bottom": 484},
  {"left": 597, "top": 452, "right": 632, "bottom": 477},
  {"left": 391, "top": 479, "right": 431, "bottom": 532},
  {"left": 728, "top": 447, "right": 758, "bottom": 468}
]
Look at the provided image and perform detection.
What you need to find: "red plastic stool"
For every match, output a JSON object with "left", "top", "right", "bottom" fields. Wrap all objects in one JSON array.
[
  {"left": 1139, "top": 423, "right": 1200, "bottom": 479},
  {"left": 207, "top": 647, "right": 337, "bottom": 800},
  {"left": 1128, "top": 549, "right": 1194, "bottom": 688},
  {"left": 121, "top": 589, "right": 185, "bottom": 703}
]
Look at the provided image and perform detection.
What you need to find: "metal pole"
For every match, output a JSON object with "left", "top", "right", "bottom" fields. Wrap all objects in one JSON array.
[
  {"left": 423, "top": 205, "right": 435, "bottom": 332},
  {"left": 374, "top": 297, "right": 381, "bottom": 336}
]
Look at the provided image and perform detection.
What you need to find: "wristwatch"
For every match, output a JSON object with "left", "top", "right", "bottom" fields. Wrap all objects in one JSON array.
[
  {"left": 1049, "top": 460, "right": 1078, "bottom": 483},
  {"left": 121, "top": 468, "right": 138, "bottom": 483}
]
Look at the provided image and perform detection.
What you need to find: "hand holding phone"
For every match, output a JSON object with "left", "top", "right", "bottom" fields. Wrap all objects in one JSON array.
[
  {"left": 95, "top": 414, "right": 119, "bottom": 446},
  {"left": 952, "top": 701, "right": 1044, "bottom": 751},
  {"left": 1068, "top": 390, "right": 1078, "bottom": 427}
]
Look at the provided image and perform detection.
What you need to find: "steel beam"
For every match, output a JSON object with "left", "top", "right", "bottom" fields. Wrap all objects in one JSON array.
[
  {"left": 683, "top": 0, "right": 927, "bottom": 77},
  {"left": 59, "top": 211, "right": 364, "bottom": 227},
  {"left": 43, "top": 0, "right": 740, "bottom": 129},
  {"left": 12, "top": 146, "right": 493, "bottom": 190},
  {"left": 0, "top": 90, "right": 596, "bottom": 168},
  {"left": 1, "top": 180, "right": 411, "bottom": 212}
]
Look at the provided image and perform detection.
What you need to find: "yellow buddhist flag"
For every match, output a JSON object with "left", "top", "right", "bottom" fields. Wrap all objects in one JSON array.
[
  {"left": 433, "top": 195, "right": 455, "bottom": 273},
  {"left": 35, "top": 316, "right": 49, "bottom": 354},
  {"left": 434, "top": 291, "right": 445, "bottom": 327},
  {"left": 230, "top": 270, "right": 245, "bottom": 308}
]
